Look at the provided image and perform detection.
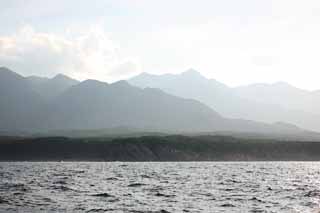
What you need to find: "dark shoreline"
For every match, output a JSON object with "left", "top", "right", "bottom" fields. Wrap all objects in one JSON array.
[{"left": 1, "top": 135, "right": 320, "bottom": 161}]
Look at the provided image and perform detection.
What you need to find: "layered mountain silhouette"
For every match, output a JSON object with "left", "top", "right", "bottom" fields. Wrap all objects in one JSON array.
[
  {"left": 234, "top": 82, "right": 320, "bottom": 115},
  {"left": 129, "top": 69, "right": 320, "bottom": 132},
  {"left": 0, "top": 67, "right": 317, "bottom": 138},
  {"left": 27, "top": 73, "right": 79, "bottom": 99},
  {"left": 0, "top": 67, "right": 47, "bottom": 133}
]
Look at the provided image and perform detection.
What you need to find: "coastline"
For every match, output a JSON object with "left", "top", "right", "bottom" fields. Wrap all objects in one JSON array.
[{"left": 1, "top": 135, "right": 320, "bottom": 161}]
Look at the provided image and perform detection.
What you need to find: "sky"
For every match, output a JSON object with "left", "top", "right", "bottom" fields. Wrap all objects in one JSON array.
[{"left": 1, "top": 0, "right": 320, "bottom": 90}]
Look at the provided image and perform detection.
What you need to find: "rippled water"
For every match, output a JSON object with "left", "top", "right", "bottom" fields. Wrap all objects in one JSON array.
[{"left": 1, "top": 162, "right": 320, "bottom": 212}]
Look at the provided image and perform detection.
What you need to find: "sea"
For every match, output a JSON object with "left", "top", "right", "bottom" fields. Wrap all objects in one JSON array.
[{"left": 1, "top": 162, "right": 320, "bottom": 213}]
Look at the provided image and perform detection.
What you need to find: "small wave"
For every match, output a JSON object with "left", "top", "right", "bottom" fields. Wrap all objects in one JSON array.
[
  {"left": 0, "top": 197, "right": 9, "bottom": 204},
  {"left": 149, "top": 186, "right": 164, "bottom": 192},
  {"left": 53, "top": 180, "right": 67, "bottom": 185},
  {"left": 1, "top": 182, "right": 30, "bottom": 192},
  {"left": 250, "top": 208, "right": 265, "bottom": 212},
  {"left": 73, "top": 170, "right": 85, "bottom": 174},
  {"left": 52, "top": 185, "right": 74, "bottom": 192},
  {"left": 42, "top": 197, "right": 54, "bottom": 203},
  {"left": 303, "top": 201, "right": 319, "bottom": 208},
  {"left": 130, "top": 210, "right": 171, "bottom": 213},
  {"left": 52, "top": 172, "right": 69, "bottom": 178},
  {"left": 141, "top": 174, "right": 152, "bottom": 178},
  {"left": 305, "top": 190, "right": 320, "bottom": 197},
  {"left": 158, "top": 210, "right": 171, "bottom": 213},
  {"left": 154, "top": 192, "right": 175, "bottom": 198},
  {"left": 128, "top": 183, "right": 146, "bottom": 187},
  {"left": 250, "top": 197, "right": 264, "bottom": 203},
  {"left": 226, "top": 179, "right": 241, "bottom": 183},
  {"left": 105, "top": 177, "right": 119, "bottom": 181},
  {"left": 220, "top": 203, "right": 236, "bottom": 207},
  {"left": 87, "top": 208, "right": 114, "bottom": 212},
  {"left": 91, "top": 193, "right": 114, "bottom": 197}
]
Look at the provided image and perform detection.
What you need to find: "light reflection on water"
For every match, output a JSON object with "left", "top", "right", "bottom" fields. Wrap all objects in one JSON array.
[{"left": 0, "top": 162, "right": 320, "bottom": 212}]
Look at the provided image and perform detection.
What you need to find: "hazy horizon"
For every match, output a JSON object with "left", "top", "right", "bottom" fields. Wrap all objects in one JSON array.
[{"left": 1, "top": 1, "right": 320, "bottom": 90}]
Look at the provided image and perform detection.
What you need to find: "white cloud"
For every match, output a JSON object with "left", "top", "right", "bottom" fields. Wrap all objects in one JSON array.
[{"left": 0, "top": 25, "right": 140, "bottom": 81}]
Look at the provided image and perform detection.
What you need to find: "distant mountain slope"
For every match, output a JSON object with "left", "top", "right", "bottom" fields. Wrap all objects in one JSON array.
[
  {"left": 129, "top": 69, "right": 320, "bottom": 131},
  {"left": 130, "top": 69, "right": 233, "bottom": 107},
  {"left": 234, "top": 82, "right": 319, "bottom": 113},
  {"left": 0, "top": 67, "right": 316, "bottom": 137},
  {"left": 47, "top": 79, "right": 226, "bottom": 132},
  {"left": 0, "top": 67, "right": 46, "bottom": 132},
  {"left": 27, "top": 73, "right": 79, "bottom": 99},
  {"left": 130, "top": 69, "right": 244, "bottom": 117},
  {"left": 44, "top": 78, "right": 314, "bottom": 134}
]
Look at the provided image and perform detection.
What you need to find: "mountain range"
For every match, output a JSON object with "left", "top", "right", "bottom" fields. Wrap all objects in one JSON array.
[
  {"left": 129, "top": 69, "right": 320, "bottom": 132},
  {"left": 0, "top": 67, "right": 318, "bottom": 139},
  {"left": 0, "top": 67, "right": 320, "bottom": 138},
  {"left": 27, "top": 73, "right": 79, "bottom": 99}
]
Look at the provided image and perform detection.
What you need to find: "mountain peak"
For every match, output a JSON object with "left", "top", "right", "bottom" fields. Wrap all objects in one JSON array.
[
  {"left": 272, "top": 81, "right": 292, "bottom": 87},
  {"left": 111, "top": 80, "right": 131, "bottom": 88},
  {"left": 76, "top": 79, "right": 108, "bottom": 87},
  {"left": 53, "top": 73, "right": 67, "bottom": 78},
  {"left": 0, "top": 67, "right": 18, "bottom": 74},
  {"left": 133, "top": 72, "right": 157, "bottom": 80},
  {"left": 52, "top": 73, "right": 76, "bottom": 82},
  {"left": 180, "top": 69, "right": 207, "bottom": 81},
  {"left": 139, "top": 72, "right": 153, "bottom": 76},
  {"left": 0, "top": 67, "right": 23, "bottom": 80},
  {"left": 182, "top": 68, "right": 200, "bottom": 75},
  {"left": 0, "top": 66, "right": 13, "bottom": 72}
]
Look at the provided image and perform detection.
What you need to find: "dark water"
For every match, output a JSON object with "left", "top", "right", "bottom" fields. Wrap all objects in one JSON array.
[{"left": 1, "top": 162, "right": 320, "bottom": 212}]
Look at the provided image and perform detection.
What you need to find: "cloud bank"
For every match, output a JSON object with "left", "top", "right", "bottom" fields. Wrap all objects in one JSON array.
[{"left": 0, "top": 26, "right": 140, "bottom": 81}]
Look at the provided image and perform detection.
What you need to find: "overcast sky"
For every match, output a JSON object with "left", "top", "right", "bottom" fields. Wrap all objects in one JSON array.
[{"left": 1, "top": 0, "right": 320, "bottom": 90}]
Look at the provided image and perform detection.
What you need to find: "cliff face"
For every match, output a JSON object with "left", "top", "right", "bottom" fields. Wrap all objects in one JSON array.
[{"left": 1, "top": 136, "right": 320, "bottom": 161}]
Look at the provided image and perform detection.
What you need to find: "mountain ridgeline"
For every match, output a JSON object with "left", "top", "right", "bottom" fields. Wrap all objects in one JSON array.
[
  {"left": 0, "top": 67, "right": 318, "bottom": 139},
  {"left": 129, "top": 69, "right": 320, "bottom": 132}
]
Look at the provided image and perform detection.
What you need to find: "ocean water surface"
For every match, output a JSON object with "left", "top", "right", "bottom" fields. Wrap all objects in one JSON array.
[{"left": 0, "top": 162, "right": 320, "bottom": 212}]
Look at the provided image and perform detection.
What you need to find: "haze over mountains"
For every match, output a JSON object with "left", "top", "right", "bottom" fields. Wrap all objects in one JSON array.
[
  {"left": 235, "top": 82, "right": 320, "bottom": 115},
  {"left": 129, "top": 69, "right": 320, "bottom": 132},
  {"left": 0, "top": 67, "right": 319, "bottom": 139},
  {"left": 27, "top": 74, "right": 79, "bottom": 99}
]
